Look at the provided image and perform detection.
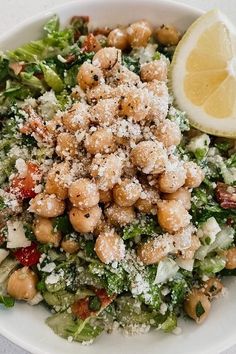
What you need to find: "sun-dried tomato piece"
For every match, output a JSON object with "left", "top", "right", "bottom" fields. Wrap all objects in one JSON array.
[{"left": 216, "top": 182, "right": 236, "bottom": 209}]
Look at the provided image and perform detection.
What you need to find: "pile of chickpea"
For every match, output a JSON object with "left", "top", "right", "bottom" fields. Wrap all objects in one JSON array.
[{"left": 6, "top": 20, "right": 236, "bottom": 323}]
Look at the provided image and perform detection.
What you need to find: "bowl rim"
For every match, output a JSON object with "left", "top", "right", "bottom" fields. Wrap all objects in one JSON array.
[
  {"left": 0, "top": 0, "right": 204, "bottom": 44},
  {"left": 3, "top": 1, "right": 233, "bottom": 354}
]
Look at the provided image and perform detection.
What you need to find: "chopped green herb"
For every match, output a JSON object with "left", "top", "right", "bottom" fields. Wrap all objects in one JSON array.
[
  {"left": 0, "top": 295, "right": 15, "bottom": 308},
  {"left": 195, "top": 301, "right": 205, "bottom": 318},
  {"left": 53, "top": 215, "right": 73, "bottom": 234},
  {"left": 89, "top": 296, "right": 101, "bottom": 311}
]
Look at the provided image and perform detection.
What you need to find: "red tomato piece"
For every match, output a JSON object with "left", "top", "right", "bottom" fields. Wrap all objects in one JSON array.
[
  {"left": 11, "top": 162, "right": 41, "bottom": 199},
  {"left": 71, "top": 288, "right": 116, "bottom": 320},
  {"left": 71, "top": 297, "right": 91, "bottom": 320},
  {"left": 94, "top": 288, "right": 116, "bottom": 308},
  {"left": 14, "top": 243, "right": 41, "bottom": 266}
]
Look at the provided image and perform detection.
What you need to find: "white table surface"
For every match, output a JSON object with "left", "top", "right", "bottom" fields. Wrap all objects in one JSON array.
[{"left": 0, "top": 0, "right": 236, "bottom": 353}]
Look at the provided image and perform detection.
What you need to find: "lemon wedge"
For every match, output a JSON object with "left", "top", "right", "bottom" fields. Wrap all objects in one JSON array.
[{"left": 170, "top": 10, "right": 236, "bottom": 137}]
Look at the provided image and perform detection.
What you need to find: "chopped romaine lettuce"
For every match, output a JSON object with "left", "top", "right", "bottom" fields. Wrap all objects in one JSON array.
[
  {"left": 0, "top": 294, "right": 15, "bottom": 308},
  {"left": 46, "top": 312, "right": 103, "bottom": 342},
  {"left": 198, "top": 256, "right": 226, "bottom": 275},
  {"left": 161, "top": 313, "right": 177, "bottom": 332},
  {"left": 40, "top": 63, "right": 64, "bottom": 92},
  {"left": 43, "top": 290, "right": 75, "bottom": 311}
]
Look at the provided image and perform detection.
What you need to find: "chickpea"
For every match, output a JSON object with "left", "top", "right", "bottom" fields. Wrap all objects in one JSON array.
[
  {"left": 69, "top": 205, "right": 102, "bottom": 233},
  {"left": 184, "top": 161, "right": 205, "bottom": 188},
  {"left": 93, "top": 219, "right": 111, "bottom": 236},
  {"left": 108, "top": 65, "right": 140, "bottom": 87},
  {"left": 62, "top": 102, "right": 90, "bottom": 133},
  {"left": 61, "top": 238, "right": 80, "bottom": 254},
  {"left": 156, "top": 24, "right": 181, "bottom": 46},
  {"left": 131, "top": 141, "right": 167, "bottom": 175},
  {"left": 146, "top": 80, "right": 168, "bottom": 97},
  {"left": 146, "top": 82, "right": 169, "bottom": 121},
  {"left": 90, "top": 98, "right": 118, "bottom": 126},
  {"left": 107, "top": 28, "right": 129, "bottom": 50},
  {"left": 140, "top": 60, "right": 168, "bottom": 82},
  {"left": 178, "top": 235, "right": 201, "bottom": 259},
  {"left": 85, "top": 128, "right": 116, "bottom": 155},
  {"left": 225, "top": 247, "right": 236, "bottom": 269},
  {"left": 45, "top": 161, "right": 70, "bottom": 200},
  {"left": 113, "top": 178, "right": 142, "bottom": 207},
  {"left": 202, "top": 278, "right": 223, "bottom": 298},
  {"left": 184, "top": 288, "right": 211, "bottom": 324},
  {"left": 158, "top": 166, "right": 186, "bottom": 194},
  {"left": 153, "top": 120, "right": 182, "bottom": 148},
  {"left": 34, "top": 217, "right": 61, "bottom": 246},
  {"left": 163, "top": 187, "right": 191, "bottom": 210},
  {"left": 95, "top": 230, "right": 126, "bottom": 264},
  {"left": 135, "top": 185, "right": 160, "bottom": 214},
  {"left": 127, "top": 20, "right": 152, "bottom": 48},
  {"left": 157, "top": 200, "right": 191, "bottom": 233},
  {"left": 46, "top": 114, "right": 63, "bottom": 136},
  {"left": 7, "top": 267, "right": 38, "bottom": 301},
  {"left": 30, "top": 193, "right": 65, "bottom": 218},
  {"left": 118, "top": 87, "right": 150, "bottom": 122},
  {"left": 92, "top": 47, "right": 121, "bottom": 72},
  {"left": 77, "top": 62, "right": 103, "bottom": 91},
  {"left": 68, "top": 178, "right": 99, "bottom": 209},
  {"left": 137, "top": 236, "right": 172, "bottom": 265},
  {"left": 86, "top": 84, "right": 115, "bottom": 104},
  {"left": 82, "top": 33, "right": 102, "bottom": 53},
  {"left": 56, "top": 132, "right": 78, "bottom": 159},
  {"left": 105, "top": 204, "right": 136, "bottom": 226},
  {"left": 99, "top": 189, "right": 113, "bottom": 204},
  {"left": 90, "top": 153, "right": 123, "bottom": 191}
]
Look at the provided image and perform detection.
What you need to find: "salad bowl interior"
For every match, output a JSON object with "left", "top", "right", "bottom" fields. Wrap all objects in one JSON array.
[{"left": 0, "top": 1, "right": 236, "bottom": 354}]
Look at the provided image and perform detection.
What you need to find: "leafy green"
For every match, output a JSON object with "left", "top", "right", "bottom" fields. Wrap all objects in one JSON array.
[
  {"left": 194, "top": 148, "right": 208, "bottom": 161},
  {"left": 53, "top": 215, "right": 73, "bottom": 234},
  {"left": 170, "top": 278, "right": 188, "bottom": 306},
  {"left": 104, "top": 268, "right": 127, "bottom": 295},
  {"left": 0, "top": 57, "right": 9, "bottom": 81},
  {"left": 89, "top": 296, "right": 101, "bottom": 311},
  {"left": 43, "top": 290, "right": 75, "bottom": 311},
  {"left": 214, "top": 141, "right": 232, "bottom": 154},
  {"left": 116, "top": 297, "right": 157, "bottom": 327},
  {"left": 168, "top": 107, "right": 190, "bottom": 132},
  {"left": 191, "top": 183, "right": 236, "bottom": 225},
  {"left": 123, "top": 216, "right": 158, "bottom": 240},
  {"left": 46, "top": 312, "right": 103, "bottom": 342},
  {"left": 40, "top": 63, "right": 64, "bottom": 92},
  {"left": 0, "top": 294, "right": 15, "bottom": 308},
  {"left": 122, "top": 55, "right": 140, "bottom": 74},
  {"left": 161, "top": 313, "right": 177, "bottom": 332},
  {"left": 8, "top": 41, "right": 49, "bottom": 62},
  {"left": 20, "top": 72, "right": 45, "bottom": 91},
  {"left": 23, "top": 223, "right": 36, "bottom": 241},
  {"left": 2, "top": 81, "right": 30, "bottom": 100},
  {"left": 226, "top": 153, "right": 236, "bottom": 168},
  {"left": 44, "top": 15, "right": 60, "bottom": 34},
  {"left": 152, "top": 51, "right": 161, "bottom": 60},
  {"left": 198, "top": 256, "right": 226, "bottom": 275}
]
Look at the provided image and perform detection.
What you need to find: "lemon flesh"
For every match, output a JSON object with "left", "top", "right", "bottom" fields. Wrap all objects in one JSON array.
[{"left": 171, "top": 10, "right": 236, "bottom": 137}]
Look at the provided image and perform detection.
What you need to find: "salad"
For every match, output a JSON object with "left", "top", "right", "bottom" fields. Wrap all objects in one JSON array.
[{"left": 0, "top": 14, "right": 236, "bottom": 344}]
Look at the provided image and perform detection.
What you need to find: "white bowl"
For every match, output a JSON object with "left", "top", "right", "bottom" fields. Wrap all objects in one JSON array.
[{"left": 1, "top": 1, "right": 235, "bottom": 353}]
